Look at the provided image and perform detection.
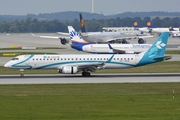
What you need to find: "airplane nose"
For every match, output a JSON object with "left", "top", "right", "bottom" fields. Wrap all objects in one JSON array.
[
  {"left": 82, "top": 46, "right": 87, "bottom": 51},
  {"left": 4, "top": 62, "right": 10, "bottom": 68}
]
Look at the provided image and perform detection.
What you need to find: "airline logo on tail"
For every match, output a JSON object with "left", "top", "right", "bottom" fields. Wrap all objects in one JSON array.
[
  {"left": 68, "top": 26, "right": 89, "bottom": 45},
  {"left": 146, "top": 21, "right": 151, "bottom": 27},
  {"left": 80, "top": 19, "right": 85, "bottom": 27},
  {"left": 156, "top": 40, "right": 166, "bottom": 49},
  {"left": 69, "top": 30, "right": 81, "bottom": 39},
  {"left": 133, "top": 21, "right": 138, "bottom": 27},
  {"left": 79, "top": 13, "right": 87, "bottom": 33}
]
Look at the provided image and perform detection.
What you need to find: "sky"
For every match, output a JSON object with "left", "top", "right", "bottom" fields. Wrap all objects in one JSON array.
[{"left": 0, "top": 0, "right": 180, "bottom": 15}]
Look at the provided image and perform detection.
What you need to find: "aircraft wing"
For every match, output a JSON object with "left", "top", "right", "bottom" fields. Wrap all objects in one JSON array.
[
  {"left": 153, "top": 56, "right": 172, "bottom": 61},
  {"left": 78, "top": 62, "right": 105, "bottom": 71},
  {"left": 57, "top": 32, "right": 69, "bottom": 36},
  {"left": 31, "top": 33, "right": 69, "bottom": 39},
  {"left": 59, "top": 62, "right": 105, "bottom": 72}
]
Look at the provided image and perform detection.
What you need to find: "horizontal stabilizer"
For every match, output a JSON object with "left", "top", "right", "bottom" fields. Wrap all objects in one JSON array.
[{"left": 153, "top": 56, "right": 172, "bottom": 61}]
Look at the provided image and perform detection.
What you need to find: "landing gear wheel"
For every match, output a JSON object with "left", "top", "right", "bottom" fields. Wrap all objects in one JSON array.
[
  {"left": 19, "top": 69, "right": 24, "bottom": 77},
  {"left": 82, "top": 71, "right": 91, "bottom": 77},
  {"left": 86, "top": 72, "right": 90, "bottom": 77},
  {"left": 20, "top": 74, "right": 24, "bottom": 77}
]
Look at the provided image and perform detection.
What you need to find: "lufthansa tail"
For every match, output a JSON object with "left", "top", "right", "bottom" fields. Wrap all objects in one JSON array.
[
  {"left": 79, "top": 13, "right": 87, "bottom": 33},
  {"left": 137, "top": 32, "right": 171, "bottom": 66}
]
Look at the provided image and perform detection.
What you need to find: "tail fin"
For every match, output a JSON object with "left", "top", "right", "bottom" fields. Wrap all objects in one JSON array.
[
  {"left": 146, "top": 21, "right": 155, "bottom": 28},
  {"left": 133, "top": 21, "right": 138, "bottom": 27},
  {"left": 137, "top": 32, "right": 170, "bottom": 66},
  {"left": 133, "top": 21, "right": 141, "bottom": 29},
  {"left": 169, "top": 26, "right": 175, "bottom": 31},
  {"left": 79, "top": 13, "right": 87, "bottom": 33},
  {"left": 67, "top": 26, "right": 89, "bottom": 45}
]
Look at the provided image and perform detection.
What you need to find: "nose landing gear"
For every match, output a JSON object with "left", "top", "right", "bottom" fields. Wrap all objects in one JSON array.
[{"left": 19, "top": 69, "right": 24, "bottom": 77}]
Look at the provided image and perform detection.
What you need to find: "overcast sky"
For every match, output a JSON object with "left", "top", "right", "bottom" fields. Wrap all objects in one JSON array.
[{"left": 0, "top": 0, "right": 180, "bottom": 15}]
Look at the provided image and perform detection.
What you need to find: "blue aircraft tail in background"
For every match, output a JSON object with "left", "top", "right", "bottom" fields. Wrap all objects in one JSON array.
[{"left": 79, "top": 13, "right": 87, "bottom": 33}]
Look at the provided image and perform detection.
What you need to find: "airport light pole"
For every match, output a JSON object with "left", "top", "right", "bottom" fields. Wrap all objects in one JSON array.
[{"left": 92, "top": 0, "right": 94, "bottom": 13}]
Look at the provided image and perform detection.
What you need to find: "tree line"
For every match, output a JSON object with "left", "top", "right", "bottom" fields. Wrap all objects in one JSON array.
[{"left": 0, "top": 17, "right": 180, "bottom": 33}]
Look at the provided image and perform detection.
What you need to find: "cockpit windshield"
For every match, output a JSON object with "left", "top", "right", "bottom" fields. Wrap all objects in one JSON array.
[{"left": 11, "top": 58, "right": 19, "bottom": 60}]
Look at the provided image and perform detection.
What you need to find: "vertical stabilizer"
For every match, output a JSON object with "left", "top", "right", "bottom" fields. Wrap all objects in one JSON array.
[
  {"left": 137, "top": 32, "right": 169, "bottom": 66},
  {"left": 79, "top": 13, "right": 87, "bottom": 33}
]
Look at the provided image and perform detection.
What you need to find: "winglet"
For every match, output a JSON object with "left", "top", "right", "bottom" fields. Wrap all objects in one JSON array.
[{"left": 169, "top": 26, "right": 175, "bottom": 31}]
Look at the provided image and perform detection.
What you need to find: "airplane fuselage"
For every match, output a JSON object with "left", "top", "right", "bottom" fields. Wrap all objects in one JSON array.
[
  {"left": 82, "top": 44, "right": 151, "bottom": 54},
  {"left": 80, "top": 32, "right": 126, "bottom": 43},
  {"left": 4, "top": 54, "right": 140, "bottom": 70}
]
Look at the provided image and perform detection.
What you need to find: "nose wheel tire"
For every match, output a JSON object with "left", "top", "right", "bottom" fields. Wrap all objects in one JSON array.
[
  {"left": 19, "top": 69, "right": 24, "bottom": 77},
  {"left": 20, "top": 74, "right": 24, "bottom": 77}
]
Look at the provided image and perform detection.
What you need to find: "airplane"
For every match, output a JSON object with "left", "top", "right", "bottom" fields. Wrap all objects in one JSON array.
[
  {"left": 149, "top": 26, "right": 179, "bottom": 34},
  {"left": 133, "top": 21, "right": 152, "bottom": 34},
  {"left": 135, "top": 21, "right": 180, "bottom": 36},
  {"left": 77, "top": 13, "right": 153, "bottom": 44},
  {"left": 133, "top": 21, "right": 180, "bottom": 36},
  {"left": 37, "top": 14, "right": 153, "bottom": 45},
  {"left": 4, "top": 32, "right": 171, "bottom": 77},
  {"left": 68, "top": 26, "right": 152, "bottom": 54}
]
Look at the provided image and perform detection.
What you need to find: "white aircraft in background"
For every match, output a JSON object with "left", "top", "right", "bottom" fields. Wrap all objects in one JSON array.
[
  {"left": 68, "top": 26, "right": 152, "bottom": 54},
  {"left": 37, "top": 14, "right": 153, "bottom": 44},
  {"left": 134, "top": 21, "right": 180, "bottom": 36},
  {"left": 76, "top": 13, "right": 153, "bottom": 44},
  {"left": 4, "top": 32, "right": 171, "bottom": 77}
]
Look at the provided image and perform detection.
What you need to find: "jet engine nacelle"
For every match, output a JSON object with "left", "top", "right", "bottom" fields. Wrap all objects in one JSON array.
[
  {"left": 138, "top": 38, "right": 146, "bottom": 44},
  {"left": 59, "top": 66, "right": 78, "bottom": 74},
  {"left": 60, "top": 38, "right": 70, "bottom": 45}
]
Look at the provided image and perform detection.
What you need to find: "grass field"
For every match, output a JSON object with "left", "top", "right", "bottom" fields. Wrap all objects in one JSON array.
[
  {"left": 0, "top": 61, "right": 180, "bottom": 75},
  {"left": 0, "top": 83, "right": 179, "bottom": 120}
]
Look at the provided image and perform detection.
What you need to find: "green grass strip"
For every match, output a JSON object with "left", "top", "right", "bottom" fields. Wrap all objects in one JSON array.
[{"left": 0, "top": 83, "right": 179, "bottom": 119}]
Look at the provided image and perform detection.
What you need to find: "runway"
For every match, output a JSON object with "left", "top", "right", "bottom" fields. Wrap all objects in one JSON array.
[{"left": 0, "top": 73, "right": 180, "bottom": 84}]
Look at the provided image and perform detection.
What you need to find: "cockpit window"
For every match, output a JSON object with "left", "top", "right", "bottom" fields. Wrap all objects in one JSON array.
[{"left": 11, "top": 58, "right": 19, "bottom": 60}]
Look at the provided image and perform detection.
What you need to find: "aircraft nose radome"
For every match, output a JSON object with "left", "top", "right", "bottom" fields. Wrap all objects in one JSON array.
[
  {"left": 4, "top": 63, "right": 10, "bottom": 68},
  {"left": 82, "top": 46, "right": 87, "bottom": 51}
]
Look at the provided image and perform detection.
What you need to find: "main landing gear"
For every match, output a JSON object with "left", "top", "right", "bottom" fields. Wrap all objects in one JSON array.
[
  {"left": 19, "top": 69, "right": 24, "bottom": 77},
  {"left": 82, "top": 71, "right": 91, "bottom": 77}
]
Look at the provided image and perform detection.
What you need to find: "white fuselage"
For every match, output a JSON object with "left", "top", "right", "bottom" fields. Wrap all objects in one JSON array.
[
  {"left": 4, "top": 54, "right": 141, "bottom": 70},
  {"left": 137, "top": 27, "right": 150, "bottom": 33},
  {"left": 82, "top": 44, "right": 151, "bottom": 54},
  {"left": 151, "top": 28, "right": 179, "bottom": 33},
  {"left": 80, "top": 32, "right": 125, "bottom": 43}
]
